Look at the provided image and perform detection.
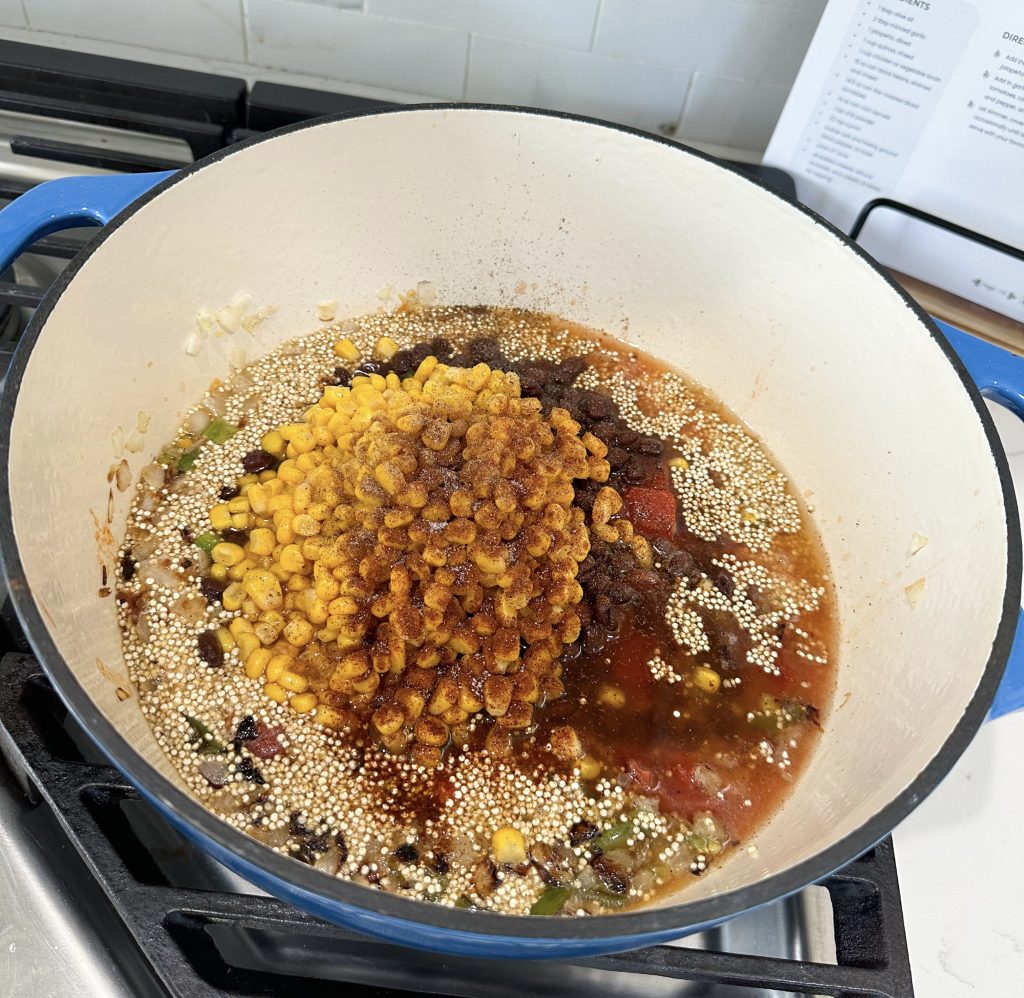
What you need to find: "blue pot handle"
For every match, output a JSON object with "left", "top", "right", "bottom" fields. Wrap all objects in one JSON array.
[
  {"left": 0, "top": 171, "right": 174, "bottom": 275},
  {"left": 938, "top": 319, "right": 1024, "bottom": 720}
]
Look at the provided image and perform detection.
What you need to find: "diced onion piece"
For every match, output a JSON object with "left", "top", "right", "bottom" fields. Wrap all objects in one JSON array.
[
  {"left": 196, "top": 308, "right": 217, "bottom": 334},
  {"left": 111, "top": 426, "right": 124, "bottom": 457},
  {"left": 132, "top": 534, "right": 159, "bottom": 560},
  {"left": 184, "top": 329, "right": 203, "bottom": 356},
  {"left": 125, "top": 432, "right": 145, "bottom": 454},
  {"left": 138, "top": 494, "right": 161, "bottom": 513},
  {"left": 215, "top": 305, "right": 242, "bottom": 333},
  {"left": 377, "top": 283, "right": 394, "bottom": 301},
  {"left": 417, "top": 280, "right": 437, "bottom": 305},
  {"left": 232, "top": 291, "right": 253, "bottom": 312},
  {"left": 317, "top": 300, "right": 338, "bottom": 322},
  {"left": 136, "top": 410, "right": 151, "bottom": 433},
  {"left": 137, "top": 560, "right": 180, "bottom": 591},
  {"left": 141, "top": 463, "right": 166, "bottom": 489},
  {"left": 135, "top": 613, "right": 151, "bottom": 643},
  {"left": 229, "top": 346, "right": 247, "bottom": 370},
  {"left": 115, "top": 459, "right": 131, "bottom": 492},
  {"left": 185, "top": 408, "right": 212, "bottom": 434},
  {"left": 908, "top": 532, "right": 929, "bottom": 556},
  {"left": 904, "top": 577, "right": 926, "bottom": 609}
]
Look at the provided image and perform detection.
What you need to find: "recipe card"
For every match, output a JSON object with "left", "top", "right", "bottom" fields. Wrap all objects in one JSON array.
[{"left": 764, "top": 0, "right": 1024, "bottom": 322}]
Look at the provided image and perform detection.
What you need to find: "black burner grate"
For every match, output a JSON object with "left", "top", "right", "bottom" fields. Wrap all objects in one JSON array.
[{"left": 0, "top": 654, "right": 913, "bottom": 997}]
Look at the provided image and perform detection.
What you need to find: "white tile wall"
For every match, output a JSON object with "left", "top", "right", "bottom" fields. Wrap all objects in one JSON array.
[
  {"left": 23, "top": 0, "right": 247, "bottom": 62},
  {"left": 3, "top": 0, "right": 830, "bottom": 156},
  {"left": 0, "top": 0, "right": 28, "bottom": 29},
  {"left": 245, "top": 0, "right": 469, "bottom": 99},
  {"left": 679, "top": 73, "right": 789, "bottom": 150},
  {"left": 467, "top": 35, "right": 690, "bottom": 134},
  {"left": 367, "top": 0, "right": 601, "bottom": 51},
  {"left": 594, "top": 0, "right": 821, "bottom": 86}
]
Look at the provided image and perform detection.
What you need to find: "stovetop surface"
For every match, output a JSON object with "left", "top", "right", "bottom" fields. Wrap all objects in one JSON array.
[{"left": 0, "top": 35, "right": 930, "bottom": 998}]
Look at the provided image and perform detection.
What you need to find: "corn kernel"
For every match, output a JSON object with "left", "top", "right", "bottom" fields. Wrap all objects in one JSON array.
[
  {"left": 247, "top": 527, "right": 276, "bottom": 556},
  {"left": 222, "top": 583, "right": 245, "bottom": 611},
  {"left": 578, "top": 755, "right": 602, "bottom": 780},
  {"left": 693, "top": 666, "right": 721, "bottom": 693},
  {"left": 212, "top": 542, "right": 245, "bottom": 566},
  {"left": 209, "top": 563, "right": 229, "bottom": 582},
  {"left": 245, "top": 647, "right": 272, "bottom": 679},
  {"left": 373, "top": 336, "right": 399, "bottom": 361},
  {"left": 236, "top": 632, "right": 261, "bottom": 659},
  {"left": 266, "top": 654, "right": 294, "bottom": 683},
  {"left": 242, "top": 568, "right": 283, "bottom": 611},
  {"left": 279, "top": 670, "right": 309, "bottom": 693},
  {"left": 333, "top": 337, "right": 360, "bottom": 361},
  {"left": 283, "top": 617, "right": 314, "bottom": 647},
  {"left": 491, "top": 826, "right": 527, "bottom": 865},
  {"left": 290, "top": 692, "right": 318, "bottom": 713},
  {"left": 596, "top": 684, "right": 626, "bottom": 708},
  {"left": 264, "top": 681, "right": 288, "bottom": 703},
  {"left": 227, "top": 616, "right": 253, "bottom": 638},
  {"left": 214, "top": 627, "right": 235, "bottom": 652},
  {"left": 210, "top": 504, "right": 232, "bottom": 531}
]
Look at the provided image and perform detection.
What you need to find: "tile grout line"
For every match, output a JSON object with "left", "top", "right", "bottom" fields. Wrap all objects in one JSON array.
[
  {"left": 462, "top": 33, "right": 473, "bottom": 98},
  {"left": 588, "top": 0, "right": 603, "bottom": 51},
  {"left": 239, "top": 0, "right": 249, "bottom": 63}
]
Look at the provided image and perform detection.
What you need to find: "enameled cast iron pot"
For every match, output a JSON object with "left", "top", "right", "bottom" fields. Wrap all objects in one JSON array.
[{"left": 1, "top": 106, "right": 1023, "bottom": 959}]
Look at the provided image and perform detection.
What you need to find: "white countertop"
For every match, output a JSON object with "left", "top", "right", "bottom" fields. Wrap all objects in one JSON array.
[{"left": 892, "top": 401, "right": 1024, "bottom": 995}]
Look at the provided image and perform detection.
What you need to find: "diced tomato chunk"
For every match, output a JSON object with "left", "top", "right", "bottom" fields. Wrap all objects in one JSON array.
[
  {"left": 625, "top": 751, "right": 714, "bottom": 818},
  {"left": 624, "top": 486, "right": 676, "bottom": 540},
  {"left": 248, "top": 723, "right": 286, "bottom": 758}
]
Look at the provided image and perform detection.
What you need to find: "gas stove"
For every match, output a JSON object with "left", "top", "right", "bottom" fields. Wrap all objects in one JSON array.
[{"left": 0, "top": 36, "right": 1017, "bottom": 998}]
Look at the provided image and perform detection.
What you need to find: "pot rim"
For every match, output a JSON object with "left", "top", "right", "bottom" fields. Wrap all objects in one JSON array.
[{"left": 0, "top": 102, "right": 1017, "bottom": 945}]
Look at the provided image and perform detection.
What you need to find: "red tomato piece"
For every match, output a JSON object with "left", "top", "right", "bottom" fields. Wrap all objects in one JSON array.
[
  {"left": 624, "top": 486, "right": 677, "bottom": 540},
  {"left": 248, "top": 722, "right": 286, "bottom": 758},
  {"left": 626, "top": 751, "right": 714, "bottom": 818}
]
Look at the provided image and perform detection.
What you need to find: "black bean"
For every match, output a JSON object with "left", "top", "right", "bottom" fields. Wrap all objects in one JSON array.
[
  {"left": 606, "top": 446, "right": 628, "bottom": 469},
  {"left": 180, "top": 524, "right": 195, "bottom": 543},
  {"left": 612, "top": 428, "right": 639, "bottom": 447},
  {"left": 610, "top": 585, "right": 634, "bottom": 607},
  {"left": 587, "top": 573, "right": 611, "bottom": 597},
  {"left": 638, "top": 435, "right": 664, "bottom": 456},
  {"left": 583, "top": 392, "right": 616, "bottom": 420},
  {"left": 624, "top": 455, "right": 652, "bottom": 484},
  {"left": 218, "top": 485, "right": 239, "bottom": 502},
  {"left": 561, "top": 639, "right": 583, "bottom": 663},
  {"left": 237, "top": 756, "right": 264, "bottom": 785},
  {"left": 713, "top": 570, "right": 735, "bottom": 599},
  {"left": 221, "top": 528, "right": 248, "bottom": 546},
  {"left": 241, "top": 449, "right": 276, "bottom": 473},
  {"left": 432, "top": 852, "right": 450, "bottom": 875},
  {"left": 569, "top": 821, "right": 599, "bottom": 846},
  {"left": 466, "top": 337, "right": 503, "bottom": 365},
  {"left": 559, "top": 355, "right": 587, "bottom": 381},
  {"left": 331, "top": 366, "right": 352, "bottom": 387},
  {"left": 354, "top": 360, "right": 385, "bottom": 378},
  {"left": 197, "top": 630, "right": 223, "bottom": 668},
  {"left": 625, "top": 568, "right": 661, "bottom": 591},
  {"left": 593, "top": 594, "right": 613, "bottom": 625},
  {"left": 393, "top": 843, "right": 419, "bottom": 863},
  {"left": 430, "top": 336, "right": 452, "bottom": 358},
  {"left": 289, "top": 811, "right": 310, "bottom": 836},
  {"left": 199, "top": 576, "right": 227, "bottom": 604},
  {"left": 335, "top": 831, "right": 349, "bottom": 863},
  {"left": 592, "top": 856, "right": 630, "bottom": 894},
  {"left": 295, "top": 840, "right": 318, "bottom": 865},
  {"left": 410, "top": 342, "right": 432, "bottom": 366},
  {"left": 121, "top": 551, "right": 136, "bottom": 581},
  {"left": 665, "top": 550, "right": 695, "bottom": 578},
  {"left": 235, "top": 715, "right": 259, "bottom": 742}
]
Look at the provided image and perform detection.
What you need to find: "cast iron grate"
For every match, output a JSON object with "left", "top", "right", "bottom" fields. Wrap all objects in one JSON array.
[{"left": 0, "top": 653, "right": 913, "bottom": 997}]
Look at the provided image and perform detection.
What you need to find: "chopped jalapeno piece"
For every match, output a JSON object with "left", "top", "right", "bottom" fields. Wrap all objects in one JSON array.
[
  {"left": 592, "top": 819, "right": 633, "bottom": 852},
  {"left": 530, "top": 887, "right": 572, "bottom": 916},
  {"left": 194, "top": 532, "right": 221, "bottom": 553},
  {"left": 578, "top": 888, "right": 628, "bottom": 909},
  {"left": 203, "top": 418, "right": 237, "bottom": 444},
  {"left": 184, "top": 714, "right": 226, "bottom": 755},
  {"left": 177, "top": 449, "right": 200, "bottom": 472}
]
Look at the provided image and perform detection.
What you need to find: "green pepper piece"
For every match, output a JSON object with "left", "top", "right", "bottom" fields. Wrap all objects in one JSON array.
[
  {"left": 592, "top": 819, "right": 633, "bottom": 852},
  {"left": 203, "top": 418, "right": 237, "bottom": 444},
  {"left": 578, "top": 888, "right": 628, "bottom": 909},
  {"left": 177, "top": 449, "right": 200, "bottom": 472},
  {"left": 194, "top": 532, "right": 221, "bottom": 554},
  {"left": 184, "top": 714, "right": 226, "bottom": 755},
  {"left": 529, "top": 887, "right": 572, "bottom": 916},
  {"left": 157, "top": 446, "right": 182, "bottom": 468}
]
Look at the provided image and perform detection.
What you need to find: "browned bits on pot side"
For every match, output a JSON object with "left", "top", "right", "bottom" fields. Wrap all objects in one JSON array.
[{"left": 215, "top": 354, "right": 622, "bottom": 760}]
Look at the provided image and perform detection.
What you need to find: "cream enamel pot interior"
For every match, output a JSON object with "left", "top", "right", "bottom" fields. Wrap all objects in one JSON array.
[{"left": 1, "top": 105, "right": 1023, "bottom": 959}]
